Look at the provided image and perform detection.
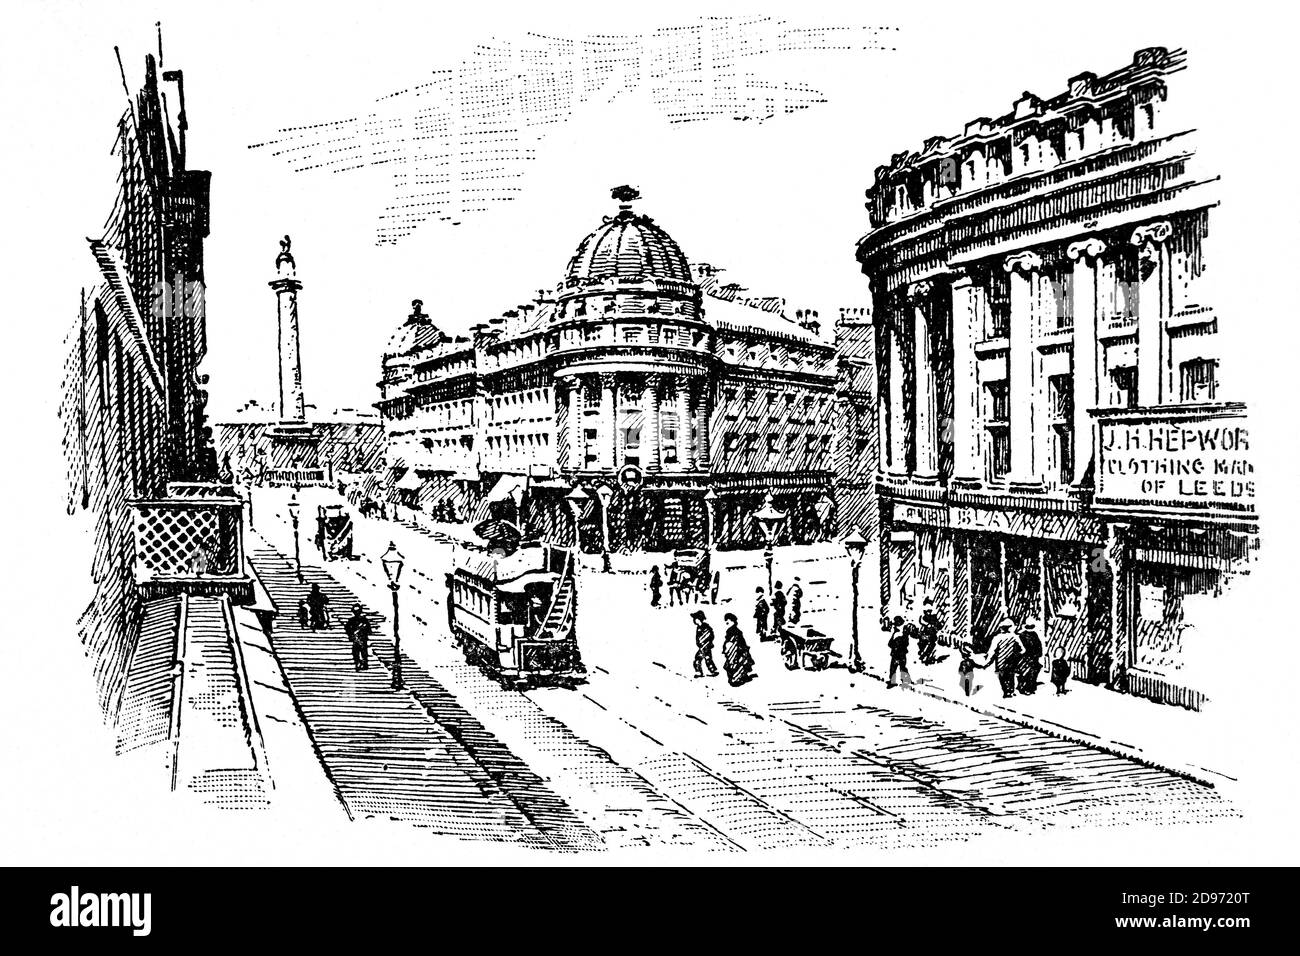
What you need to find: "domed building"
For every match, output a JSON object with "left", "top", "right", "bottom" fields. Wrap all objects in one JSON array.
[{"left": 377, "top": 186, "right": 839, "bottom": 554}]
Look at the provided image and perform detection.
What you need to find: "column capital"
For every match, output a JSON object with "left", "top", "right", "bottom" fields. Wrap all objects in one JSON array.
[
  {"left": 906, "top": 279, "right": 935, "bottom": 303},
  {"left": 1130, "top": 220, "right": 1173, "bottom": 249},
  {"left": 1066, "top": 236, "right": 1108, "bottom": 261},
  {"left": 1002, "top": 250, "right": 1044, "bottom": 274}
]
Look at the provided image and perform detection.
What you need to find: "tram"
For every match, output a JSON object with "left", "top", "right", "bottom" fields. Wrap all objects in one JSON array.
[{"left": 448, "top": 540, "right": 584, "bottom": 688}]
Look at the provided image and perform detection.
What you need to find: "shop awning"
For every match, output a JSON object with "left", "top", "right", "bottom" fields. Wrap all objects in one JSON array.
[{"left": 485, "top": 474, "right": 526, "bottom": 505}]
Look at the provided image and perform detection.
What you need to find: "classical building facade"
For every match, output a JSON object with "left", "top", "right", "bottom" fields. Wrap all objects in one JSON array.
[
  {"left": 377, "top": 187, "right": 837, "bottom": 552},
  {"left": 857, "top": 47, "right": 1254, "bottom": 709}
]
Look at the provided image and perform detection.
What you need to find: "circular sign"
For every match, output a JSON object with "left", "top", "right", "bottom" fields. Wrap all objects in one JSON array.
[{"left": 617, "top": 464, "right": 644, "bottom": 490}]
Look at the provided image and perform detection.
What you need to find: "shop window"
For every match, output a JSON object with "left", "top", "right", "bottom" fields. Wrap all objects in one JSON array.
[{"left": 1180, "top": 358, "right": 1218, "bottom": 403}]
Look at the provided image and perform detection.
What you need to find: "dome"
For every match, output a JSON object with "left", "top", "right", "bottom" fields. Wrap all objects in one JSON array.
[
  {"left": 564, "top": 186, "right": 693, "bottom": 285},
  {"left": 387, "top": 299, "right": 446, "bottom": 355}
]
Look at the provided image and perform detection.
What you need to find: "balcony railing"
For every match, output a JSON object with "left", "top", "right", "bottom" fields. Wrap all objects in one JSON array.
[{"left": 131, "top": 491, "right": 252, "bottom": 602}]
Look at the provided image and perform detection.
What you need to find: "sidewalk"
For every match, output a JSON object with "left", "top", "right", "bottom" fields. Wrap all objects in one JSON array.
[{"left": 849, "top": 648, "right": 1234, "bottom": 787}]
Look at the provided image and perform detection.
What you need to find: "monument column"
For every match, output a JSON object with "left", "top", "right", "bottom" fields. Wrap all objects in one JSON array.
[{"left": 269, "top": 235, "right": 305, "bottom": 422}]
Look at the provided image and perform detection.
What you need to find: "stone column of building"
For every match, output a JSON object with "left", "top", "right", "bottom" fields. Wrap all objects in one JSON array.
[
  {"left": 569, "top": 375, "right": 585, "bottom": 469},
  {"left": 644, "top": 373, "right": 660, "bottom": 471},
  {"left": 908, "top": 279, "right": 939, "bottom": 480},
  {"left": 600, "top": 372, "right": 617, "bottom": 470},
  {"left": 269, "top": 236, "right": 305, "bottom": 421},
  {"left": 1132, "top": 221, "right": 1173, "bottom": 406},
  {"left": 676, "top": 375, "right": 692, "bottom": 470},
  {"left": 1105, "top": 523, "right": 1129, "bottom": 682},
  {"left": 1004, "top": 250, "right": 1044, "bottom": 485},
  {"left": 1067, "top": 237, "right": 1107, "bottom": 484},
  {"left": 696, "top": 379, "right": 710, "bottom": 468},
  {"left": 614, "top": 376, "right": 629, "bottom": 467},
  {"left": 949, "top": 273, "right": 983, "bottom": 484},
  {"left": 556, "top": 379, "right": 571, "bottom": 469},
  {"left": 886, "top": 314, "right": 909, "bottom": 475}
]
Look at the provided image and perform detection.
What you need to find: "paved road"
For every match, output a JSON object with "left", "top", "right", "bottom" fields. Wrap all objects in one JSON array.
[{"left": 247, "top": 488, "right": 1235, "bottom": 851}]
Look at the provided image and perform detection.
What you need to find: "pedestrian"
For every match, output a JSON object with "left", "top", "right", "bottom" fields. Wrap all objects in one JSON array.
[
  {"left": 709, "top": 569, "right": 721, "bottom": 606},
  {"left": 690, "top": 610, "right": 718, "bottom": 678},
  {"left": 721, "top": 613, "right": 756, "bottom": 687},
  {"left": 918, "top": 597, "right": 942, "bottom": 664},
  {"left": 667, "top": 566, "right": 681, "bottom": 607},
  {"left": 344, "top": 604, "right": 372, "bottom": 671},
  {"left": 649, "top": 565, "right": 663, "bottom": 607},
  {"left": 1050, "top": 646, "right": 1071, "bottom": 695},
  {"left": 753, "top": 588, "right": 771, "bottom": 642},
  {"left": 788, "top": 577, "right": 803, "bottom": 624},
  {"left": 314, "top": 510, "right": 326, "bottom": 557},
  {"left": 602, "top": 551, "right": 612, "bottom": 573},
  {"left": 306, "top": 583, "right": 330, "bottom": 631},
  {"left": 887, "top": 616, "right": 913, "bottom": 688},
  {"left": 990, "top": 619, "right": 1023, "bottom": 698},
  {"left": 296, "top": 599, "right": 309, "bottom": 630},
  {"left": 771, "top": 582, "right": 787, "bottom": 635},
  {"left": 1017, "top": 619, "right": 1043, "bottom": 695},
  {"left": 957, "top": 642, "right": 987, "bottom": 697}
]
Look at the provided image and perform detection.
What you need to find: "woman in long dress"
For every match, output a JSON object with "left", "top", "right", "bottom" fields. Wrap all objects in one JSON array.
[{"left": 722, "top": 613, "right": 756, "bottom": 687}]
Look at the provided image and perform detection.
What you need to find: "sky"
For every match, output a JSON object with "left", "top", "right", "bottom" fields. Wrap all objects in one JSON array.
[{"left": 3, "top": 0, "right": 1246, "bottom": 420}]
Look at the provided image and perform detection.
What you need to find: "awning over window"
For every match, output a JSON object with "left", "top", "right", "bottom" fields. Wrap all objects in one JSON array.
[{"left": 485, "top": 474, "right": 526, "bottom": 505}]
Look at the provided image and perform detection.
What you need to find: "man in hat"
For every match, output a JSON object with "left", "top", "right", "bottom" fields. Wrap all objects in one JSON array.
[
  {"left": 753, "top": 587, "right": 771, "bottom": 641},
  {"left": 690, "top": 610, "right": 718, "bottom": 678},
  {"left": 1017, "top": 618, "right": 1044, "bottom": 694},
  {"left": 887, "top": 617, "right": 915, "bottom": 688},
  {"left": 344, "top": 604, "right": 373, "bottom": 671},
  {"left": 918, "top": 596, "right": 942, "bottom": 664},
  {"left": 990, "top": 619, "right": 1023, "bottom": 698},
  {"left": 788, "top": 577, "right": 804, "bottom": 624}
]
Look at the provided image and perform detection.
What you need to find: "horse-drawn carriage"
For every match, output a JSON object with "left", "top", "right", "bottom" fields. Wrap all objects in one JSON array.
[
  {"left": 667, "top": 548, "right": 713, "bottom": 602},
  {"left": 315, "top": 504, "right": 355, "bottom": 560}
]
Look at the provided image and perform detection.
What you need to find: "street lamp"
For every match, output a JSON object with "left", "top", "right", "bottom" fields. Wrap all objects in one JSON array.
[
  {"left": 287, "top": 493, "right": 302, "bottom": 583},
  {"left": 565, "top": 486, "right": 587, "bottom": 550},
  {"left": 381, "top": 541, "right": 406, "bottom": 690},
  {"left": 843, "top": 528, "right": 868, "bottom": 673},
  {"left": 703, "top": 487, "right": 719, "bottom": 550},
  {"left": 752, "top": 491, "right": 787, "bottom": 598}
]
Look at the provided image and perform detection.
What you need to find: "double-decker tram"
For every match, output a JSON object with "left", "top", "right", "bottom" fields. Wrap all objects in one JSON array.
[{"left": 448, "top": 539, "right": 584, "bottom": 689}]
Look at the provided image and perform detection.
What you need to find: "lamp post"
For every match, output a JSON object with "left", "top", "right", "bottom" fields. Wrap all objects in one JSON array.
[
  {"left": 843, "top": 528, "right": 868, "bottom": 673},
  {"left": 752, "top": 491, "right": 787, "bottom": 598},
  {"left": 287, "top": 493, "right": 302, "bottom": 583},
  {"left": 703, "top": 487, "right": 718, "bottom": 550},
  {"left": 565, "top": 486, "right": 587, "bottom": 550},
  {"left": 381, "top": 542, "right": 406, "bottom": 690}
]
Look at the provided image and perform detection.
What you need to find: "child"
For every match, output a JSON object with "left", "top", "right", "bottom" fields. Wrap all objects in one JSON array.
[
  {"left": 1051, "top": 647, "right": 1071, "bottom": 695},
  {"left": 957, "top": 642, "right": 985, "bottom": 696},
  {"left": 297, "top": 599, "right": 310, "bottom": 630}
]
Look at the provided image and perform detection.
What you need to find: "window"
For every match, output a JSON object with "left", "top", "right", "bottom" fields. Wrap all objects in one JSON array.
[
  {"left": 1048, "top": 374, "right": 1074, "bottom": 483},
  {"left": 662, "top": 412, "right": 679, "bottom": 464},
  {"left": 767, "top": 435, "right": 779, "bottom": 455},
  {"left": 1098, "top": 254, "right": 1139, "bottom": 326},
  {"left": 1049, "top": 268, "right": 1074, "bottom": 331},
  {"left": 983, "top": 381, "right": 1010, "bottom": 480},
  {"left": 987, "top": 271, "right": 1011, "bottom": 338},
  {"left": 1180, "top": 358, "right": 1218, "bottom": 402},
  {"left": 1109, "top": 367, "right": 1138, "bottom": 409}
]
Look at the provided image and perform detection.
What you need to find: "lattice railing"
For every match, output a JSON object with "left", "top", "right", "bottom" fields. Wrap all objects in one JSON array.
[{"left": 132, "top": 497, "right": 244, "bottom": 581}]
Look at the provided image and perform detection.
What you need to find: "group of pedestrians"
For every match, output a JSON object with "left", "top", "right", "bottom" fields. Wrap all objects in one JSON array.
[
  {"left": 297, "top": 583, "right": 373, "bottom": 672},
  {"left": 751, "top": 578, "right": 803, "bottom": 639},
  {"left": 689, "top": 610, "right": 756, "bottom": 687},
  {"left": 885, "top": 606, "right": 1071, "bottom": 700}
]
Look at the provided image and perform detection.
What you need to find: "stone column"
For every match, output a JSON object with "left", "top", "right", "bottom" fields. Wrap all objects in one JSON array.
[
  {"left": 600, "top": 372, "right": 617, "bottom": 470},
  {"left": 569, "top": 376, "right": 585, "bottom": 470},
  {"left": 696, "top": 379, "right": 711, "bottom": 468},
  {"left": 676, "top": 375, "right": 692, "bottom": 471},
  {"left": 1067, "top": 237, "right": 1106, "bottom": 484},
  {"left": 268, "top": 237, "right": 305, "bottom": 422},
  {"left": 1132, "top": 221, "right": 1172, "bottom": 407},
  {"left": 1105, "top": 523, "right": 1129, "bottom": 685},
  {"left": 887, "top": 315, "right": 909, "bottom": 476},
  {"left": 644, "top": 373, "right": 661, "bottom": 472},
  {"left": 950, "top": 274, "right": 982, "bottom": 484},
  {"left": 908, "top": 280, "right": 938, "bottom": 480},
  {"left": 1004, "top": 250, "right": 1044, "bottom": 486}
]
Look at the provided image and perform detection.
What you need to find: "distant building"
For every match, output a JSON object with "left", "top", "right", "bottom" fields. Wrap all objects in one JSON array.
[
  {"left": 833, "top": 307, "right": 878, "bottom": 544},
  {"left": 857, "top": 47, "right": 1253, "bottom": 709},
  {"left": 376, "top": 186, "right": 838, "bottom": 552}
]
